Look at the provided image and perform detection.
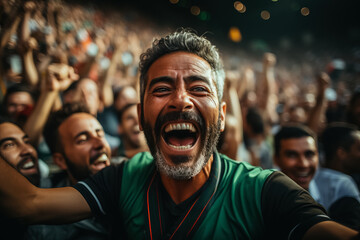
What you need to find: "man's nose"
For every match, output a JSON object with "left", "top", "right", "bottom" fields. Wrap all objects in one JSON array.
[
  {"left": 20, "top": 142, "right": 36, "bottom": 156},
  {"left": 92, "top": 136, "right": 106, "bottom": 150},
  {"left": 297, "top": 156, "right": 310, "bottom": 168},
  {"left": 168, "top": 88, "right": 194, "bottom": 111},
  {"left": 16, "top": 105, "right": 25, "bottom": 113}
]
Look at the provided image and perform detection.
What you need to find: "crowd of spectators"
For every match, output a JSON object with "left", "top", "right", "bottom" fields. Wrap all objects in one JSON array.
[{"left": 1, "top": 0, "right": 360, "bottom": 238}]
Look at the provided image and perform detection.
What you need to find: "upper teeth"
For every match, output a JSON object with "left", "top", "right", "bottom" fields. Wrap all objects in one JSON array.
[
  {"left": 95, "top": 154, "right": 108, "bottom": 163},
  {"left": 164, "top": 123, "right": 196, "bottom": 133},
  {"left": 23, "top": 161, "right": 34, "bottom": 169}
]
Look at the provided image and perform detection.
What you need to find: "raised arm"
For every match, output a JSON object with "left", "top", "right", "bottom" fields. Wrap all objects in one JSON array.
[
  {"left": 19, "top": 1, "right": 39, "bottom": 87},
  {"left": 0, "top": 3, "right": 21, "bottom": 54},
  {"left": 24, "top": 63, "right": 79, "bottom": 147},
  {"left": 306, "top": 72, "right": 330, "bottom": 134},
  {"left": 97, "top": 36, "right": 120, "bottom": 107},
  {"left": 0, "top": 155, "right": 91, "bottom": 224},
  {"left": 257, "top": 52, "right": 279, "bottom": 124}
]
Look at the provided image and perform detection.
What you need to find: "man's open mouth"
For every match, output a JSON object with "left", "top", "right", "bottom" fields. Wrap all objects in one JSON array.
[
  {"left": 91, "top": 153, "right": 110, "bottom": 166},
  {"left": 17, "top": 156, "right": 38, "bottom": 175},
  {"left": 162, "top": 122, "right": 199, "bottom": 150}
]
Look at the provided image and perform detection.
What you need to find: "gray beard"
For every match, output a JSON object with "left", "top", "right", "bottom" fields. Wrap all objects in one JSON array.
[
  {"left": 154, "top": 148, "right": 208, "bottom": 180},
  {"left": 150, "top": 117, "right": 221, "bottom": 180}
]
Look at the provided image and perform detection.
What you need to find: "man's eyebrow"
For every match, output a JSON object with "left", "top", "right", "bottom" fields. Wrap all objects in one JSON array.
[
  {"left": 22, "top": 134, "right": 29, "bottom": 140},
  {"left": 74, "top": 131, "right": 88, "bottom": 139},
  {"left": 184, "top": 75, "right": 211, "bottom": 85},
  {"left": 148, "top": 76, "right": 174, "bottom": 90},
  {"left": 284, "top": 150, "right": 298, "bottom": 154},
  {"left": 0, "top": 137, "right": 15, "bottom": 146},
  {"left": 95, "top": 128, "right": 104, "bottom": 133}
]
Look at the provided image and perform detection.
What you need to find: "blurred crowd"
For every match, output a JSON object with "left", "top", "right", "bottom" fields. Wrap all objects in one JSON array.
[{"left": 1, "top": 0, "right": 360, "bottom": 238}]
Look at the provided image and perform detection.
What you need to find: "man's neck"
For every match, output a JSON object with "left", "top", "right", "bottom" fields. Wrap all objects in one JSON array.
[{"left": 159, "top": 156, "right": 214, "bottom": 205}]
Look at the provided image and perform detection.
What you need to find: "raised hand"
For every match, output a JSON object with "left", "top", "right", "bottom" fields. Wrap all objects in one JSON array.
[{"left": 46, "top": 64, "right": 79, "bottom": 91}]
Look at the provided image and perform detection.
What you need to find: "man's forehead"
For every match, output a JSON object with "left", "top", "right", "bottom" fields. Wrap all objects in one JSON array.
[
  {"left": 146, "top": 52, "right": 213, "bottom": 84},
  {"left": 8, "top": 92, "right": 33, "bottom": 101},
  {"left": 281, "top": 137, "right": 317, "bottom": 150},
  {"left": 59, "top": 113, "right": 101, "bottom": 135},
  {"left": 0, "top": 123, "right": 25, "bottom": 139}
]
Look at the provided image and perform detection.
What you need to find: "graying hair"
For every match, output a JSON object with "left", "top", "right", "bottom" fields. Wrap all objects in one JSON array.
[{"left": 139, "top": 28, "right": 225, "bottom": 108}]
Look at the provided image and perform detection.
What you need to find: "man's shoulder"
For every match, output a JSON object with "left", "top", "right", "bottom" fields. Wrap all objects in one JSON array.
[
  {"left": 316, "top": 168, "right": 357, "bottom": 185},
  {"left": 121, "top": 151, "right": 155, "bottom": 183},
  {"left": 219, "top": 153, "right": 275, "bottom": 187},
  {"left": 220, "top": 153, "right": 274, "bottom": 176}
]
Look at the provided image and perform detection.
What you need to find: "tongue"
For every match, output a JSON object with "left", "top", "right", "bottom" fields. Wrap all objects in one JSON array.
[{"left": 167, "top": 136, "right": 194, "bottom": 146}]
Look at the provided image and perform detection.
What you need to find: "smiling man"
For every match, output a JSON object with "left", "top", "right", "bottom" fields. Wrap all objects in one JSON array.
[
  {"left": 0, "top": 118, "right": 40, "bottom": 186},
  {"left": 43, "top": 102, "right": 111, "bottom": 185},
  {"left": 0, "top": 118, "right": 43, "bottom": 240},
  {"left": 274, "top": 124, "right": 360, "bottom": 230},
  {"left": 25, "top": 103, "right": 112, "bottom": 240},
  {"left": 0, "top": 29, "right": 359, "bottom": 239},
  {"left": 115, "top": 103, "right": 148, "bottom": 160}
]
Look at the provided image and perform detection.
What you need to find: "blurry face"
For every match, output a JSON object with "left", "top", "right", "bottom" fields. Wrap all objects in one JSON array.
[
  {"left": 275, "top": 137, "right": 318, "bottom": 190},
  {"left": 64, "top": 79, "right": 100, "bottom": 115},
  {"left": 58, "top": 113, "right": 111, "bottom": 182},
  {"left": 140, "top": 52, "right": 226, "bottom": 180},
  {"left": 0, "top": 123, "right": 39, "bottom": 185},
  {"left": 289, "top": 106, "right": 307, "bottom": 124},
  {"left": 343, "top": 132, "right": 360, "bottom": 173},
  {"left": 6, "top": 92, "right": 34, "bottom": 118},
  {"left": 115, "top": 86, "right": 137, "bottom": 111},
  {"left": 119, "top": 105, "right": 146, "bottom": 148}
]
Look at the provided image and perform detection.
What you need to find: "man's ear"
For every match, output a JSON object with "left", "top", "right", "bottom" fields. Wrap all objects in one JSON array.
[
  {"left": 137, "top": 103, "right": 143, "bottom": 131},
  {"left": 52, "top": 153, "right": 68, "bottom": 170},
  {"left": 220, "top": 102, "right": 227, "bottom": 132}
]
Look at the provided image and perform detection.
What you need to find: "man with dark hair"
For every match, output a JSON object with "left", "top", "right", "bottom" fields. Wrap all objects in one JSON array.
[
  {"left": 322, "top": 123, "right": 360, "bottom": 176},
  {"left": 0, "top": 117, "right": 45, "bottom": 240},
  {"left": 43, "top": 102, "right": 111, "bottom": 184},
  {"left": 275, "top": 124, "right": 360, "bottom": 230},
  {"left": 0, "top": 117, "right": 41, "bottom": 187},
  {"left": 26, "top": 103, "right": 112, "bottom": 239},
  {"left": 114, "top": 103, "right": 147, "bottom": 160},
  {"left": 0, "top": 29, "right": 359, "bottom": 239},
  {"left": 321, "top": 123, "right": 360, "bottom": 190},
  {"left": 1, "top": 83, "right": 36, "bottom": 126}
]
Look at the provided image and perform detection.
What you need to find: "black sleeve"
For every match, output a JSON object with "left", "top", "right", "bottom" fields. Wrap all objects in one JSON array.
[
  {"left": 329, "top": 196, "right": 360, "bottom": 231},
  {"left": 261, "top": 171, "right": 330, "bottom": 240},
  {"left": 73, "top": 163, "right": 124, "bottom": 218}
]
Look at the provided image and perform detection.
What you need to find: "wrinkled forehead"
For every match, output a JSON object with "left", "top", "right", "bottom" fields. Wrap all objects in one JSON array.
[{"left": 145, "top": 52, "right": 215, "bottom": 88}]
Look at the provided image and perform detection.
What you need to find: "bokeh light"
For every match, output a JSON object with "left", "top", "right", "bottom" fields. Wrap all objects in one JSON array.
[
  {"left": 198, "top": 11, "right": 210, "bottom": 21},
  {"left": 228, "top": 27, "right": 242, "bottom": 42},
  {"left": 261, "top": 10, "right": 270, "bottom": 20},
  {"left": 301, "top": 7, "right": 310, "bottom": 16},
  {"left": 169, "top": 0, "right": 179, "bottom": 4},
  {"left": 190, "top": 6, "right": 200, "bottom": 16},
  {"left": 234, "top": 1, "right": 244, "bottom": 12}
]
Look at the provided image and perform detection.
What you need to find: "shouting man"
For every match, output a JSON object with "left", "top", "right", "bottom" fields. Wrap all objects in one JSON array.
[{"left": 0, "top": 29, "right": 358, "bottom": 239}]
